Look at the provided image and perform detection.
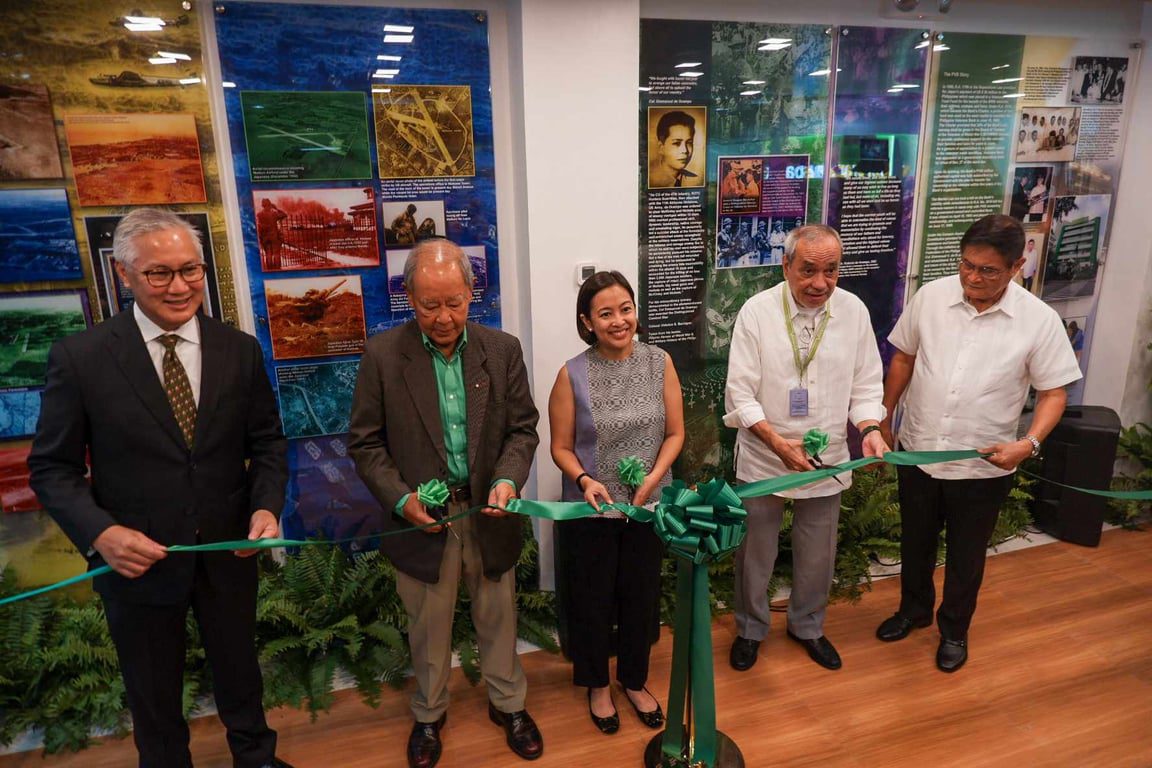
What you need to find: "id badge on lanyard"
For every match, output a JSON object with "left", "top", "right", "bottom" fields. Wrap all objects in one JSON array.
[{"left": 783, "top": 289, "right": 829, "bottom": 420}]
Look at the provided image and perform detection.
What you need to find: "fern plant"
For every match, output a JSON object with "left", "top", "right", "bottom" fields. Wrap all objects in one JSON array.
[
  {"left": 255, "top": 545, "right": 410, "bottom": 718},
  {"left": 1109, "top": 423, "right": 1152, "bottom": 527}
]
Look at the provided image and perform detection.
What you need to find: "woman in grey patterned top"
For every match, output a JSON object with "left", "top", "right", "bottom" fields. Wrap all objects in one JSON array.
[{"left": 548, "top": 271, "right": 684, "bottom": 735}]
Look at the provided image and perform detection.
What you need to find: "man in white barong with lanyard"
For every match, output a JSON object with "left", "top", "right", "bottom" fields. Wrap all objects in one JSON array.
[{"left": 724, "top": 224, "right": 889, "bottom": 672}]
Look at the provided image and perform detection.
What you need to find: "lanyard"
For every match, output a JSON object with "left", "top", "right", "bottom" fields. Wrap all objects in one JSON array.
[{"left": 782, "top": 288, "right": 830, "bottom": 383}]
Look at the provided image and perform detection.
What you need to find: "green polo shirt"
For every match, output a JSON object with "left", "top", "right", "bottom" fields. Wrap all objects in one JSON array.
[{"left": 394, "top": 329, "right": 515, "bottom": 516}]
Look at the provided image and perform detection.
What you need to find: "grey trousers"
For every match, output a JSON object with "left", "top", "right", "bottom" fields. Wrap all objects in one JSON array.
[
  {"left": 733, "top": 492, "right": 842, "bottom": 641},
  {"left": 395, "top": 503, "right": 527, "bottom": 722}
]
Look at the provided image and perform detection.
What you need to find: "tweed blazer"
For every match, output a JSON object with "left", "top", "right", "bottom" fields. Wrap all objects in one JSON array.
[{"left": 348, "top": 320, "right": 539, "bottom": 583}]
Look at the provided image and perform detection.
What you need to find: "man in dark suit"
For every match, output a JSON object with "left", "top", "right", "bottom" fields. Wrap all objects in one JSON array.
[
  {"left": 28, "top": 208, "right": 293, "bottom": 768},
  {"left": 349, "top": 239, "right": 542, "bottom": 768}
]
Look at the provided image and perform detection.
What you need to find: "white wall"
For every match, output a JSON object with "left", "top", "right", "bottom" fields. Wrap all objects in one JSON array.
[{"left": 511, "top": 0, "right": 642, "bottom": 504}]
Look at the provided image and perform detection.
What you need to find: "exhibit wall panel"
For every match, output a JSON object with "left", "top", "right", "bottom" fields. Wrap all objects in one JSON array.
[
  {"left": 0, "top": 0, "right": 238, "bottom": 588},
  {"left": 213, "top": 1, "right": 506, "bottom": 542}
]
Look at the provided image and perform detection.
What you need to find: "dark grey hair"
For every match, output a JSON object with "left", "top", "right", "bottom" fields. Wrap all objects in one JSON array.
[
  {"left": 112, "top": 208, "right": 202, "bottom": 266},
  {"left": 783, "top": 224, "right": 842, "bottom": 263},
  {"left": 403, "top": 238, "right": 475, "bottom": 290}
]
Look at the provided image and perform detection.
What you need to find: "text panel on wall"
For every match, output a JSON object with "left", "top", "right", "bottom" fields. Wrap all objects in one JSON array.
[{"left": 214, "top": 2, "right": 501, "bottom": 541}]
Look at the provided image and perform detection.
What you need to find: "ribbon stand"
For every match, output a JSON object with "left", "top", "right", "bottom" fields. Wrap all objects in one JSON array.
[{"left": 644, "top": 558, "right": 744, "bottom": 767}]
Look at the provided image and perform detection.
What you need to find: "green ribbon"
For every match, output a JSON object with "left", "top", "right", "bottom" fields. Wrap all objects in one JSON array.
[
  {"left": 417, "top": 479, "right": 450, "bottom": 508},
  {"left": 616, "top": 455, "right": 646, "bottom": 490},
  {"left": 7, "top": 449, "right": 1150, "bottom": 610},
  {"left": 803, "top": 428, "right": 830, "bottom": 459},
  {"left": 654, "top": 479, "right": 746, "bottom": 765}
]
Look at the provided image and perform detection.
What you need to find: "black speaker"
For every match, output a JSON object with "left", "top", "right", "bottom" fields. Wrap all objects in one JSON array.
[{"left": 1030, "top": 405, "right": 1121, "bottom": 547}]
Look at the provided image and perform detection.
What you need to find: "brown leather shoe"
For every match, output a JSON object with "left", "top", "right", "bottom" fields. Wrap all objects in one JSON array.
[
  {"left": 488, "top": 703, "right": 543, "bottom": 760},
  {"left": 407, "top": 713, "right": 446, "bottom": 768}
]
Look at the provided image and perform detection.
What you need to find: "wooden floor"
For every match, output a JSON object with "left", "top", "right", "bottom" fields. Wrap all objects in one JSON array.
[{"left": 4, "top": 527, "right": 1151, "bottom": 768}]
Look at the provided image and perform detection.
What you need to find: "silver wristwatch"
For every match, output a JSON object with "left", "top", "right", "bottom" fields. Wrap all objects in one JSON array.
[{"left": 1023, "top": 434, "right": 1041, "bottom": 457}]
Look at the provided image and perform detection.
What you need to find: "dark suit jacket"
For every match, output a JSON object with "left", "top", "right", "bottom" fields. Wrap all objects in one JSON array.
[
  {"left": 348, "top": 321, "right": 539, "bottom": 584},
  {"left": 28, "top": 311, "right": 288, "bottom": 605}
]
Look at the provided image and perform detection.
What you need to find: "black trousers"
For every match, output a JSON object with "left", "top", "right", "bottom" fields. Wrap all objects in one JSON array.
[
  {"left": 103, "top": 554, "right": 275, "bottom": 768},
  {"left": 895, "top": 466, "right": 1014, "bottom": 640},
  {"left": 560, "top": 517, "right": 663, "bottom": 690}
]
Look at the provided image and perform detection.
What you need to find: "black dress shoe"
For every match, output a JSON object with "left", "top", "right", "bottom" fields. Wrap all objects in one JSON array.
[
  {"left": 407, "top": 713, "right": 446, "bottom": 768},
  {"left": 259, "top": 760, "right": 296, "bottom": 768},
  {"left": 936, "top": 638, "right": 968, "bottom": 673},
  {"left": 786, "top": 631, "right": 842, "bottom": 670},
  {"left": 621, "top": 686, "right": 664, "bottom": 729},
  {"left": 587, "top": 688, "right": 619, "bottom": 734},
  {"left": 729, "top": 636, "right": 761, "bottom": 671},
  {"left": 488, "top": 703, "right": 544, "bottom": 760},
  {"left": 876, "top": 613, "right": 933, "bottom": 642}
]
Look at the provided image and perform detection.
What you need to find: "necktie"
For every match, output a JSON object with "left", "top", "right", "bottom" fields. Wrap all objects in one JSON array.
[{"left": 158, "top": 334, "right": 196, "bottom": 448}]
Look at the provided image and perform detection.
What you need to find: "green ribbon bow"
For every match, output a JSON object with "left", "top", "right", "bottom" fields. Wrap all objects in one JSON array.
[
  {"left": 803, "top": 428, "right": 830, "bottom": 459},
  {"left": 616, "top": 455, "right": 646, "bottom": 490},
  {"left": 417, "top": 479, "right": 450, "bottom": 508},
  {"left": 656, "top": 479, "right": 747, "bottom": 766}
]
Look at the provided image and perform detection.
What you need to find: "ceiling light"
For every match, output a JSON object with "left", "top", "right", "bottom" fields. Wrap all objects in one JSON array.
[
  {"left": 678, "top": 71, "right": 703, "bottom": 78},
  {"left": 158, "top": 51, "right": 191, "bottom": 61},
  {"left": 639, "top": 86, "right": 652, "bottom": 92},
  {"left": 742, "top": 80, "right": 766, "bottom": 85},
  {"left": 383, "top": 24, "right": 414, "bottom": 33},
  {"left": 1002, "top": 92, "right": 1025, "bottom": 98},
  {"left": 759, "top": 37, "right": 792, "bottom": 45},
  {"left": 125, "top": 22, "right": 163, "bottom": 31},
  {"left": 992, "top": 77, "right": 1022, "bottom": 84},
  {"left": 222, "top": 81, "right": 236, "bottom": 88},
  {"left": 915, "top": 40, "right": 930, "bottom": 49},
  {"left": 933, "top": 44, "right": 950, "bottom": 51},
  {"left": 759, "top": 43, "right": 792, "bottom": 51},
  {"left": 809, "top": 68, "right": 831, "bottom": 76},
  {"left": 372, "top": 88, "right": 392, "bottom": 93},
  {"left": 148, "top": 56, "right": 177, "bottom": 65},
  {"left": 179, "top": 77, "right": 201, "bottom": 85},
  {"left": 740, "top": 90, "right": 762, "bottom": 96},
  {"left": 675, "top": 62, "right": 702, "bottom": 68},
  {"left": 383, "top": 34, "right": 414, "bottom": 43},
  {"left": 125, "top": 15, "right": 164, "bottom": 24},
  {"left": 376, "top": 55, "right": 402, "bottom": 62}
]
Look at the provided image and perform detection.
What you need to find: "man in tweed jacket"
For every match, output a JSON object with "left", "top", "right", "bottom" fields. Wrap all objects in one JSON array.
[{"left": 349, "top": 239, "right": 541, "bottom": 768}]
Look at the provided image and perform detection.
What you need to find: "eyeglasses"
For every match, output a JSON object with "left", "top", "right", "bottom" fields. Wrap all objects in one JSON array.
[
  {"left": 137, "top": 263, "right": 207, "bottom": 287},
  {"left": 958, "top": 258, "right": 1006, "bottom": 279}
]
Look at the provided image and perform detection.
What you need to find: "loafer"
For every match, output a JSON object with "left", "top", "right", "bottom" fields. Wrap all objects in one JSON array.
[
  {"left": 936, "top": 638, "right": 968, "bottom": 673},
  {"left": 621, "top": 686, "right": 664, "bottom": 729},
  {"left": 587, "top": 688, "right": 619, "bottom": 734},
  {"left": 729, "top": 636, "right": 761, "bottom": 671},
  {"left": 876, "top": 613, "right": 933, "bottom": 642},
  {"left": 786, "top": 630, "right": 842, "bottom": 670},
  {"left": 488, "top": 703, "right": 544, "bottom": 760},
  {"left": 407, "top": 713, "right": 446, "bottom": 768}
]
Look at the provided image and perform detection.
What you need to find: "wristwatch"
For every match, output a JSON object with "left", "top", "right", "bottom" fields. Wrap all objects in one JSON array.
[{"left": 1023, "top": 434, "right": 1041, "bottom": 457}]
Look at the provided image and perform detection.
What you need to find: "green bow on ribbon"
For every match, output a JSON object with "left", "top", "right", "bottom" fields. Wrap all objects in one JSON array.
[
  {"left": 656, "top": 478, "right": 747, "bottom": 767},
  {"left": 803, "top": 428, "right": 830, "bottom": 459},
  {"left": 651, "top": 479, "right": 747, "bottom": 565},
  {"left": 417, "top": 479, "right": 451, "bottom": 509},
  {"left": 616, "top": 455, "right": 646, "bottom": 490}
]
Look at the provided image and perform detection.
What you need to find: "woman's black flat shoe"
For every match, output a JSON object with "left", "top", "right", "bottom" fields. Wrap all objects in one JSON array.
[
  {"left": 587, "top": 688, "right": 619, "bottom": 734},
  {"left": 623, "top": 686, "right": 665, "bottom": 729}
]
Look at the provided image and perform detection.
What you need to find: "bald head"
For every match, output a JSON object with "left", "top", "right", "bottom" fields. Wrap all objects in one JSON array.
[{"left": 403, "top": 239, "right": 474, "bottom": 294}]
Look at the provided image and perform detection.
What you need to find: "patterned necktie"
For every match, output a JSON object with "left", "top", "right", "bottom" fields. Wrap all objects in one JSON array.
[{"left": 158, "top": 334, "right": 196, "bottom": 448}]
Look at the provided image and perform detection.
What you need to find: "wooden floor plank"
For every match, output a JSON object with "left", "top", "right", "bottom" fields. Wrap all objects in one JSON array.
[{"left": 3, "top": 527, "right": 1150, "bottom": 767}]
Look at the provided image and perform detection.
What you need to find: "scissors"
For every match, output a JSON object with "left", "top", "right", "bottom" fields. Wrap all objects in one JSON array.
[{"left": 808, "top": 452, "right": 845, "bottom": 486}]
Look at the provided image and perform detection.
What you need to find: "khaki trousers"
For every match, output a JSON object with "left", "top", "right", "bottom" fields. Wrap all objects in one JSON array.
[{"left": 395, "top": 503, "right": 526, "bottom": 722}]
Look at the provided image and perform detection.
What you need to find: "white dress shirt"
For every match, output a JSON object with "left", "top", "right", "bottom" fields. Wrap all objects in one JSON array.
[
  {"left": 133, "top": 303, "right": 202, "bottom": 405},
  {"left": 724, "top": 283, "right": 885, "bottom": 497},
  {"left": 890, "top": 275, "right": 1081, "bottom": 479}
]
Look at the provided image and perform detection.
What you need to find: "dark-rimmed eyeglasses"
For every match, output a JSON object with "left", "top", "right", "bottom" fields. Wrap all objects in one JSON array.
[
  {"left": 136, "top": 263, "right": 207, "bottom": 287},
  {"left": 958, "top": 258, "right": 1006, "bottom": 279}
]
